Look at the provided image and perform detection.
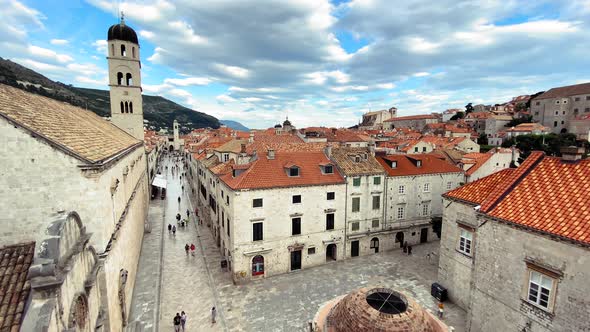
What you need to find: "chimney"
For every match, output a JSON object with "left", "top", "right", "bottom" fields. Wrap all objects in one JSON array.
[
  {"left": 324, "top": 145, "right": 332, "bottom": 158},
  {"left": 249, "top": 132, "right": 254, "bottom": 143},
  {"left": 240, "top": 143, "right": 246, "bottom": 154},
  {"left": 368, "top": 140, "right": 376, "bottom": 156},
  {"left": 267, "top": 149, "right": 275, "bottom": 160},
  {"left": 560, "top": 146, "right": 585, "bottom": 161}
]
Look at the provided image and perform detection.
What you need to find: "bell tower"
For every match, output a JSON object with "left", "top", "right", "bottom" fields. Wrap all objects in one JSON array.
[{"left": 107, "top": 13, "right": 144, "bottom": 140}]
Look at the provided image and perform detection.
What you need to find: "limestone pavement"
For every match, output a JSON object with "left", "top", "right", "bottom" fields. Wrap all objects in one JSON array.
[{"left": 130, "top": 154, "right": 467, "bottom": 332}]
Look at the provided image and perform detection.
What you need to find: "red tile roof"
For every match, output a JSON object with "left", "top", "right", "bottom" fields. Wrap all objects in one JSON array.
[
  {"left": 444, "top": 169, "right": 513, "bottom": 204},
  {"left": 220, "top": 151, "right": 345, "bottom": 190},
  {"left": 445, "top": 151, "right": 590, "bottom": 245},
  {"left": 535, "top": 82, "right": 590, "bottom": 100},
  {"left": 376, "top": 153, "right": 463, "bottom": 177},
  {"left": 462, "top": 153, "right": 493, "bottom": 176},
  {"left": 0, "top": 242, "right": 35, "bottom": 331}
]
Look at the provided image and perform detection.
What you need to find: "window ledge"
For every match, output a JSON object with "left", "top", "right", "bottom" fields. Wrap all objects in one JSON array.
[
  {"left": 520, "top": 299, "right": 555, "bottom": 318},
  {"left": 454, "top": 249, "right": 473, "bottom": 259}
]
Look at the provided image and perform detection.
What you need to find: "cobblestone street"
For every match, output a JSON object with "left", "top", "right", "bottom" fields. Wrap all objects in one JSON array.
[{"left": 129, "top": 155, "right": 466, "bottom": 332}]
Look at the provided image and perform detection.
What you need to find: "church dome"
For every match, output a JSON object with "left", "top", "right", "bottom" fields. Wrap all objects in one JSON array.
[
  {"left": 283, "top": 119, "right": 292, "bottom": 126},
  {"left": 274, "top": 124, "right": 282, "bottom": 128},
  {"left": 107, "top": 23, "right": 139, "bottom": 44}
]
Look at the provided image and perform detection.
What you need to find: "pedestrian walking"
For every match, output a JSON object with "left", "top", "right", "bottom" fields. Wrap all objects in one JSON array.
[
  {"left": 173, "top": 313, "right": 181, "bottom": 332},
  {"left": 182, "top": 185, "right": 184, "bottom": 192},
  {"left": 168, "top": 224, "right": 172, "bottom": 234},
  {"left": 407, "top": 245, "right": 412, "bottom": 255},
  {"left": 178, "top": 196, "right": 181, "bottom": 204},
  {"left": 172, "top": 225, "right": 176, "bottom": 236},
  {"left": 185, "top": 243, "right": 189, "bottom": 256},
  {"left": 211, "top": 307, "right": 216, "bottom": 324},
  {"left": 180, "top": 311, "right": 187, "bottom": 331},
  {"left": 186, "top": 209, "right": 190, "bottom": 218},
  {"left": 402, "top": 241, "right": 408, "bottom": 253},
  {"left": 438, "top": 302, "right": 444, "bottom": 319},
  {"left": 190, "top": 243, "right": 196, "bottom": 256}
]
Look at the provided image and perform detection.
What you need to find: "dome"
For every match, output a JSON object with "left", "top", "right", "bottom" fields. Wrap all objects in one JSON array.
[
  {"left": 107, "top": 23, "right": 139, "bottom": 44},
  {"left": 283, "top": 119, "right": 292, "bottom": 126},
  {"left": 324, "top": 288, "right": 445, "bottom": 332},
  {"left": 274, "top": 124, "right": 282, "bottom": 128}
]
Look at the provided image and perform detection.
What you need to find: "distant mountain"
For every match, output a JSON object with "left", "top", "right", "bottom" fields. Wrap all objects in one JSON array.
[
  {"left": 0, "top": 57, "right": 220, "bottom": 131},
  {"left": 220, "top": 120, "right": 249, "bottom": 131}
]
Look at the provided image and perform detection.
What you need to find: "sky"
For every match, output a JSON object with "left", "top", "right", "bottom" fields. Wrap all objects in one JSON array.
[{"left": 1, "top": 0, "right": 590, "bottom": 129}]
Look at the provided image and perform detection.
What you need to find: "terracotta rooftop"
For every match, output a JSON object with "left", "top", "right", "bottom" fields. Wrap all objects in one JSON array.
[
  {"left": 376, "top": 153, "right": 463, "bottom": 177},
  {"left": 0, "top": 84, "right": 140, "bottom": 164},
  {"left": 462, "top": 152, "right": 493, "bottom": 176},
  {"left": 214, "top": 139, "right": 248, "bottom": 153},
  {"left": 535, "top": 82, "right": 590, "bottom": 100},
  {"left": 0, "top": 242, "right": 35, "bottom": 331},
  {"left": 383, "top": 114, "right": 438, "bottom": 122},
  {"left": 446, "top": 151, "right": 590, "bottom": 246},
  {"left": 219, "top": 151, "right": 345, "bottom": 190},
  {"left": 329, "top": 147, "right": 385, "bottom": 176}
]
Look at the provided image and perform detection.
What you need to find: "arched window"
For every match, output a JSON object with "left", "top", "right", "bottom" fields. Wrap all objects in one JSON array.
[
  {"left": 252, "top": 255, "right": 264, "bottom": 276},
  {"left": 117, "top": 72, "right": 123, "bottom": 85},
  {"left": 370, "top": 237, "right": 380, "bottom": 253},
  {"left": 111, "top": 44, "right": 115, "bottom": 56},
  {"left": 132, "top": 47, "right": 136, "bottom": 58},
  {"left": 125, "top": 101, "right": 129, "bottom": 113},
  {"left": 120, "top": 101, "right": 124, "bottom": 113},
  {"left": 121, "top": 44, "right": 126, "bottom": 57},
  {"left": 129, "top": 102, "right": 133, "bottom": 113},
  {"left": 126, "top": 73, "right": 133, "bottom": 86}
]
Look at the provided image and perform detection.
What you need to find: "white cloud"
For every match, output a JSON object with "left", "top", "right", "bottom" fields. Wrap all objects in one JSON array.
[
  {"left": 215, "top": 63, "right": 250, "bottom": 78},
  {"left": 164, "top": 76, "right": 212, "bottom": 86},
  {"left": 50, "top": 39, "right": 68, "bottom": 45},
  {"left": 92, "top": 40, "right": 107, "bottom": 54},
  {"left": 216, "top": 94, "right": 237, "bottom": 104},
  {"left": 413, "top": 72, "right": 430, "bottom": 77},
  {"left": 28, "top": 45, "right": 73, "bottom": 63}
]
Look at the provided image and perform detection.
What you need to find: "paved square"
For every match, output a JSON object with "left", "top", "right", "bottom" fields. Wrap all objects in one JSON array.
[{"left": 129, "top": 157, "right": 466, "bottom": 332}]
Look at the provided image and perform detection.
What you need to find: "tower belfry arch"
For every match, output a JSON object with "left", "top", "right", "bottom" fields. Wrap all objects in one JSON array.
[{"left": 106, "top": 14, "right": 144, "bottom": 140}]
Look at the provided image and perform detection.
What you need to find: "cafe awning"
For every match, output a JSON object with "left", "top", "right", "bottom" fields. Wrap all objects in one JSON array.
[{"left": 151, "top": 175, "right": 167, "bottom": 189}]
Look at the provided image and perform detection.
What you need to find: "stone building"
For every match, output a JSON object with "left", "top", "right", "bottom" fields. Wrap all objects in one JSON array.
[
  {"left": 328, "top": 147, "right": 387, "bottom": 257},
  {"left": 531, "top": 82, "right": 590, "bottom": 135},
  {"left": 358, "top": 107, "right": 397, "bottom": 130},
  {"left": 438, "top": 149, "right": 590, "bottom": 332},
  {"left": 383, "top": 114, "right": 439, "bottom": 131},
  {"left": 0, "top": 18, "right": 149, "bottom": 331},
  {"left": 208, "top": 149, "right": 347, "bottom": 282},
  {"left": 376, "top": 153, "right": 464, "bottom": 247}
]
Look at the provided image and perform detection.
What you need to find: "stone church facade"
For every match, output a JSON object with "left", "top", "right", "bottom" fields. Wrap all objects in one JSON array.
[{"left": 0, "top": 17, "right": 149, "bottom": 331}]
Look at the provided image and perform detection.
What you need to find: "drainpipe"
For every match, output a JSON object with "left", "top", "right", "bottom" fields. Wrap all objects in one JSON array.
[{"left": 343, "top": 176, "right": 348, "bottom": 259}]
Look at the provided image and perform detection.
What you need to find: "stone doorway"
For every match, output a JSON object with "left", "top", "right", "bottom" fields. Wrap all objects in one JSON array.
[
  {"left": 395, "top": 232, "right": 404, "bottom": 248},
  {"left": 326, "top": 244, "right": 337, "bottom": 261}
]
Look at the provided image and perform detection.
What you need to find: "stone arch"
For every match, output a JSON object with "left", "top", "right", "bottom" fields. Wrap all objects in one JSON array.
[
  {"left": 129, "top": 102, "right": 133, "bottom": 114},
  {"left": 120, "top": 101, "right": 124, "bottom": 113},
  {"left": 126, "top": 73, "right": 133, "bottom": 86},
  {"left": 111, "top": 44, "right": 115, "bottom": 56},
  {"left": 68, "top": 292, "right": 90, "bottom": 331},
  {"left": 125, "top": 101, "right": 129, "bottom": 113},
  {"left": 252, "top": 255, "right": 264, "bottom": 276},
  {"left": 121, "top": 44, "right": 126, "bottom": 57},
  {"left": 132, "top": 47, "right": 135, "bottom": 58},
  {"left": 117, "top": 72, "right": 123, "bottom": 85}
]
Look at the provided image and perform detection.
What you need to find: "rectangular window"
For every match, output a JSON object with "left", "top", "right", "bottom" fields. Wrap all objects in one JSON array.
[
  {"left": 458, "top": 229, "right": 472, "bottom": 255},
  {"left": 292, "top": 195, "right": 301, "bottom": 204},
  {"left": 414, "top": 147, "right": 419, "bottom": 152},
  {"left": 422, "top": 203, "right": 430, "bottom": 216},
  {"left": 353, "top": 177, "right": 361, "bottom": 186},
  {"left": 253, "top": 198, "right": 263, "bottom": 208},
  {"left": 326, "top": 213, "right": 334, "bottom": 230},
  {"left": 292, "top": 218, "right": 301, "bottom": 235},
  {"left": 227, "top": 219, "right": 230, "bottom": 237},
  {"left": 397, "top": 206, "right": 405, "bottom": 219},
  {"left": 372, "top": 196, "right": 380, "bottom": 210},
  {"left": 446, "top": 181, "right": 452, "bottom": 190},
  {"left": 327, "top": 192, "right": 335, "bottom": 200},
  {"left": 423, "top": 183, "right": 430, "bottom": 192},
  {"left": 527, "top": 270, "right": 554, "bottom": 309},
  {"left": 226, "top": 196, "right": 230, "bottom": 205},
  {"left": 575, "top": 97, "right": 580, "bottom": 101},
  {"left": 324, "top": 165, "right": 333, "bottom": 174},
  {"left": 253, "top": 222, "right": 263, "bottom": 241},
  {"left": 352, "top": 197, "right": 360, "bottom": 212},
  {"left": 586, "top": 96, "right": 590, "bottom": 101},
  {"left": 536, "top": 101, "right": 540, "bottom": 105},
  {"left": 422, "top": 147, "right": 427, "bottom": 152},
  {"left": 373, "top": 176, "right": 381, "bottom": 185},
  {"left": 398, "top": 185, "right": 405, "bottom": 194},
  {"left": 372, "top": 219, "right": 379, "bottom": 228},
  {"left": 223, "top": 153, "right": 229, "bottom": 162},
  {"left": 289, "top": 167, "right": 299, "bottom": 177},
  {"left": 308, "top": 247, "right": 316, "bottom": 255},
  {"left": 351, "top": 222, "right": 360, "bottom": 231}
]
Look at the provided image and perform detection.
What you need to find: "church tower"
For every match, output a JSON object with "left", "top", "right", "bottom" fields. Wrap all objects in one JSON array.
[{"left": 107, "top": 14, "right": 144, "bottom": 140}]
